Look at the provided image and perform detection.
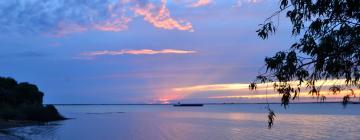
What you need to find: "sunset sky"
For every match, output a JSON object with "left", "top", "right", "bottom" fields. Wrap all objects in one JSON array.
[{"left": 0, "top": 0, "right": 349, "bottom": 104}]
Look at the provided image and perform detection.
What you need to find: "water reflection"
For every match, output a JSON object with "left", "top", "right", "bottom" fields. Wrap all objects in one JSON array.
[
  {"left": 2, "top": 104, "right": 360, "bottom": 140},
  {"left": 1, "top": 122, "right": 63, "bottom": 140}
]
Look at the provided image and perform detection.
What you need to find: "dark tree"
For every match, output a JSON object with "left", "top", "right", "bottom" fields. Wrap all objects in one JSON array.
[
  {"left": 0, "top": 77, "right": 65, "bottom": 121},
  {"left": 251, "top": 0, "right": 360, "bottom": 107}
]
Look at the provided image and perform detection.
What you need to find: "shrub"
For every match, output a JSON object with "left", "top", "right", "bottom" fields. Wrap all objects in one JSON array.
[{"left": 0, "top": 77, "right": 65, "bottom": 121}]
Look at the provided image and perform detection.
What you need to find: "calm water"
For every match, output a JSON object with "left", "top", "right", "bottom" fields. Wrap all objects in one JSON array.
[{"left": 2, "top": 104, "right": 360, "bottom": 140}]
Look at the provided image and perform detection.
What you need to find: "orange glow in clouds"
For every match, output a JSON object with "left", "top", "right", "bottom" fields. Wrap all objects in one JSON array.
[
  {"left": 170, "top": 79, "right": 356, "bottom": 101},
  {"left": 173, "top": 83, "right": 249, "bottom": 92},
  {"left": 51, "top": 0, "right": 196, "bottom": 36},
  {"left": 94, "top": 16, "right": 131, "bottom": 32},
  {"left": 82, "top": 49, "right": 196, "bottom": 56},
  {"left": 133, "top": 0, "right": 193, "bottom": 31},
  {"left": 190, "top": 0, "right": 213, "bottom": 7},
  {"left": 154, "top": 89, "right": 186, "bottom": 104}
]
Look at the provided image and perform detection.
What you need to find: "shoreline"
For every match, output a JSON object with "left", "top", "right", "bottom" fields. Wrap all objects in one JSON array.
[
  {"left": 0, "top": 118, "right": 67, "bottom": 130},
  {"left": 0, "top": 119, "right": 44, "bottom": 130},
  {"left": 0, "top": 119, "right": 35, "bottom": 139},
  {"left": 49, "top": 101, "right": 360, "bottom": 106},
  {"left": 0, "top": 119, "right": 68, "bottom": 138}
]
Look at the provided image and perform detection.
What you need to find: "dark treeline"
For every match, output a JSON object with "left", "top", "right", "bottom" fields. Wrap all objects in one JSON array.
[{"left": 0, "top": 77, "right": 65, "bottom": 122}]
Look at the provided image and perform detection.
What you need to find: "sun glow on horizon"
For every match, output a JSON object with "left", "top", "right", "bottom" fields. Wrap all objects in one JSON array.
[{"left": 167, "top": 79, "right": 358, "bottom": 102}]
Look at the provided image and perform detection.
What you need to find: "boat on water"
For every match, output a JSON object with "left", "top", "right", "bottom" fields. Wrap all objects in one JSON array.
[{"left": 173, "top": 102, "right": 204, "bottom": 107}]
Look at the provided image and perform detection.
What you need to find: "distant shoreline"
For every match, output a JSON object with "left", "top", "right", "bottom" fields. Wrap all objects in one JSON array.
[{"left": 49, "top": 101, "right": 359, "bottom": 106}]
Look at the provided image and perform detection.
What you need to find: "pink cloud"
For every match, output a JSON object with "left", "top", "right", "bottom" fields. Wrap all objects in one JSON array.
[
  {"left": 94, "top": 16, "right": 131, "bottom": 32},
  {"left": 93, "top": 3, "right": 132, "bottom": 32},
  {"left": 133, "top": 0, "right": 194, "bottom": 31},
  {"left": 41, "top": 0, "right": 195, "bottom": 36},
  {"left": 82, "top": 49, "right": 196, "bottom": 56},
  {"left": 49, "top": 4, "right": 131, "bottom": 36},
  {"left": 0, "top": 0, "right": 201, "bottom": 37},
  {"left": 189, "top": 0, "right": 213, "bottom": 7},
  {"left": 234, "top": 0, "right": 263, "bottom": 7},
  {"left": 171, "top": 79, "right": 353, "bottom": 101},
  {"left": 48, "top": 22, "right": 87, "bottom": 37}
]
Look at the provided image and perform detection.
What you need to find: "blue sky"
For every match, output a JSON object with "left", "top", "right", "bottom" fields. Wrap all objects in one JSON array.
[{"left": 0, "top": 0, "right": 301, "bottom": 104}]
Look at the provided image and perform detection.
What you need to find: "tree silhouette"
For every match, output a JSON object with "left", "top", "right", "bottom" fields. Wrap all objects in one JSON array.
[
  {"left": 0, "top": 77, "right": 65, "bottom": 121},
  {"left": 251, "top": 0, "right": 360, "bottom": 107},
  {"left": 250, "top": 0, "right": 360, "bottom": 128}
]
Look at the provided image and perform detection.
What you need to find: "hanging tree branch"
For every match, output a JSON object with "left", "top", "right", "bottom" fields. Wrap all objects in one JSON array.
[{"left": 251, "top": 0, "right": 360, "bottom": 108}]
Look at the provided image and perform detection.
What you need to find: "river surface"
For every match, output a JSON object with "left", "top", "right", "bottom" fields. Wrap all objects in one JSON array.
[{"left": 1, "top": 103, "right": 360, "bottom": 140}]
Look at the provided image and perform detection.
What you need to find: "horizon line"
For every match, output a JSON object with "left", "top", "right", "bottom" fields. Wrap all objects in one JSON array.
[{"left": 46, "top": 101, "right": 359, "bottom": 105}]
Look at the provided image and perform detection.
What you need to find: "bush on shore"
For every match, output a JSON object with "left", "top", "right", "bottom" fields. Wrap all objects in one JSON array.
[{"left": 0, "top": 77, "right": 65, "bottom": 122}]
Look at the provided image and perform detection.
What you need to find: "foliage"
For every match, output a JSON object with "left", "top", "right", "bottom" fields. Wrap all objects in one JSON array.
[
  {"left": 0, "top": 77, "right": 65, "bottom": 121},
  {"left": 251, "top": 0, "right": 360, "bottom": 107},
  {"left": 267, "top": 108, "right": 276, "bottom": 129}
]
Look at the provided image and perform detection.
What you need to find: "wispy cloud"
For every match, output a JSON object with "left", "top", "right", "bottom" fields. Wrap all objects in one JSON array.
[
  {"left": 0, "top": 0, "right": 194, "bottom": 36},
  {"left": 82, "top": 49, "right": 197, "bottom": 56},
  {"left": 133, "top": 0, "right": 193, "bottom": 31},
  {"left": 172, "top": 79, "right": 354, "bottom": 100},
  {"left": 173, "top": 83, "right": 249, "bottom": 92},
  {"left": 234, "top": 0, "right": 263, "bottom": 7},
  {"left": 173, "top": 79, "right": 350, "bottom": 93},
  {"left": 208, "top": 89, "right": 354, "bottom": 99},
  {"left": 0, "top": 0, "right": 131, "bottom": 36},
  {"left": 189, "top": 0, "right": 213, "bottom": 7}
]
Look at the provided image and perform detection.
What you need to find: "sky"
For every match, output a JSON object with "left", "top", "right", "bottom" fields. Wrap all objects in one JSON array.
[{"left": 0, "top": 0, "right": 350, "bottom": 104}]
